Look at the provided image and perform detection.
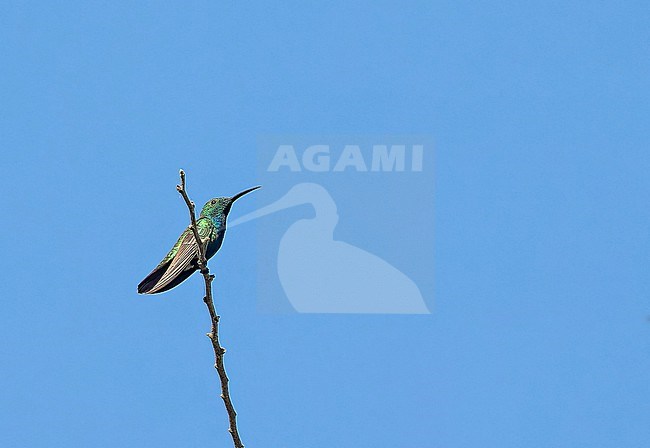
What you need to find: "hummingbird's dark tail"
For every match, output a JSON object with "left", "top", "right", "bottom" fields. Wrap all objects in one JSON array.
[
  {"left": 137, "top": 261, "right": 197, "bottom": 294},
  {"left": 138, "top": 262, "right": 167, "bottom": 294}
]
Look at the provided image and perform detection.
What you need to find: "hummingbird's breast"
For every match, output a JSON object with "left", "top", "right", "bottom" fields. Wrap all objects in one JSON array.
[
  {"left": 205, "top": 225, "right": 226, "bottom": 260},
  {"left": 209, "top": 214, "right": 225, "bottom": 228}
]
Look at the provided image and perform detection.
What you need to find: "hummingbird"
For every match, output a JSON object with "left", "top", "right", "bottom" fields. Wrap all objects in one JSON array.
[{"left": 138, "top": 186, "right": 261, "bottom": 294}]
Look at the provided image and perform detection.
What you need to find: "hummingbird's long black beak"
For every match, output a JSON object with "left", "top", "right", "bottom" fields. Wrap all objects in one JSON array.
[{"left": 231, "top": 185, "right": 261, "bottom": 202}]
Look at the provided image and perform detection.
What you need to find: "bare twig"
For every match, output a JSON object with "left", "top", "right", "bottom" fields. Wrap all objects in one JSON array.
[{"left": 176, "top": 169, "right": 245, "bottom": 448}]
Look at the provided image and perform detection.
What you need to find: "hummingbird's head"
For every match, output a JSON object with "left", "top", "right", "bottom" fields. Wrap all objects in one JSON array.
[
  {"left": 199, "top": 186, "right": 261, "bottom": 223},
  {"left": 200, "top": 197, "right": 231, "bottom": 220}
]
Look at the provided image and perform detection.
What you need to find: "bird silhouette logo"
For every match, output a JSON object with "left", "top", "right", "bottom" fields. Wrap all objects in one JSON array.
[{"left": 230, "top": 183, "right": 430, "bottom": 313}]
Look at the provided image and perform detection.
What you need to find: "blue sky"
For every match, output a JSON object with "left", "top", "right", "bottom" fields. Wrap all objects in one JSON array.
[{"left": 1, "top": 1, "right": 649, "bottom": 447}]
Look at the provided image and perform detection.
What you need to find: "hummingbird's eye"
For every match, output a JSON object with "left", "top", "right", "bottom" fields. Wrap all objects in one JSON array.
[{"left": 211, "top": 199, "right": 217, "bottom": 205}]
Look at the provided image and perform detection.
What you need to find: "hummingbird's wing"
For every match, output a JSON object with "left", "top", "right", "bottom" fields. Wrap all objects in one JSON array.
[{"left": 138, "top": 218, "right": 214, "bottom": 294}]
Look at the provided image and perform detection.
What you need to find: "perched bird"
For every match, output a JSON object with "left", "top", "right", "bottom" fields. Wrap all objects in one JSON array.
[{"left": 138, "top": 186, "right": 260, "bottom": 294}]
